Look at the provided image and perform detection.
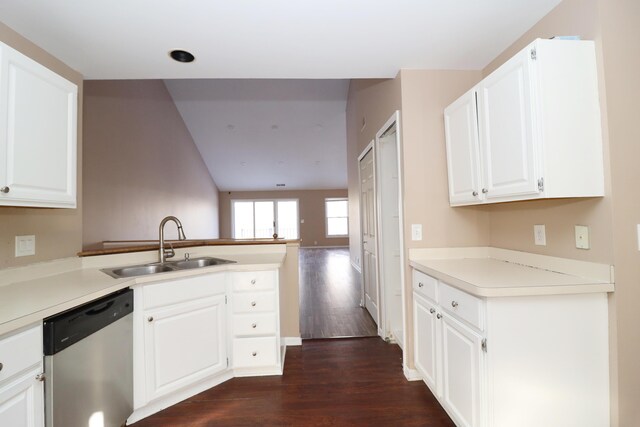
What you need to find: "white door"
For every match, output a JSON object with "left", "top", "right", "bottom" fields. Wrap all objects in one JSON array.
[
  {"left": 413, "top": 294, "right": 439, "bottom": 395},
  {"left": 359, "top": 147, "right": 378, "bottom": 325},
  {"left": 444, "top": 88, "right": 482, "bottom": 205},
  {"left": 0, "top": 42, "right": 77, "bottom": 208},
  {"left": 477, "top": 47, "right": 539, "bottom": 201},
  {"left": 441, "top": 315, "right": 484, "bottom": 427},
  {"left": 0, "top": 367, "right": 44, "bottom": 427},
  {"left": 144, "top": 295, "right": 227, "bottom": 402}
]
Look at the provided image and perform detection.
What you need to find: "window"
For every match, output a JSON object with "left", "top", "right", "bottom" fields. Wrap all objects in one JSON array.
[
  {"left": 232, "top": 199, "right": 299, "bottom": 239},
  {"left": 325, "top": 198, "right": 348, "bottom": 237}
]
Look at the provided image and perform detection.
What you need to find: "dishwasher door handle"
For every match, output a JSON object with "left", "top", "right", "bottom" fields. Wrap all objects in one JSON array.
[{"left": 86, "top": 301, "right": 115, "bottom": 316}]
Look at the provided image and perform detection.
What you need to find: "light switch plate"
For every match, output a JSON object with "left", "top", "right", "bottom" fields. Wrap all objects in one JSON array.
[
  {"left": 15, "top": 235, "right": 35, "bottom": 257},
  {"left": 534, "top": 225, "right": 546, "bottom": 246},
  {"left": 575, "top": 225, "right": 590, "bottom": 249},
  {"left": 411, "top": 224, "right": 423, "bottom": 241}
]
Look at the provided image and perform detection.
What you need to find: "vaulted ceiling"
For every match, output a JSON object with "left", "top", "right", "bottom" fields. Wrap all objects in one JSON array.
[{"left": 0, "top": 0, "right": 563, "bottom": 190}]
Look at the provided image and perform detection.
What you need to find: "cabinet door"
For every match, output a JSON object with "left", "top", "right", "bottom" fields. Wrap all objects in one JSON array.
[
  {"left": 441, "top": 315, "right": 484, "bottom": 427},
  {"left": 444, "top": 88, "right": 482, "bottom": 205},
  {"left": 477, "top": 47, "right": 539, "bottom": 201},
  {"left": 0, "top": 366, "right": 44, "bottom": 427},
  {"left": 413, "top": 294, "right": 439, "bottom": 395},
  {"left": 0, "top": 42, "right": 77, "bottom": 208},
  {"left": 144, "top": 295, "right": 227, "bottom": 402}
]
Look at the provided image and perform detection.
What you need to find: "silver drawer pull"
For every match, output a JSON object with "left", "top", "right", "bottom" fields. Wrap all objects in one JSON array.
[
  {"left": 251, "top": 352, "right": 258, "bottom": 357},
  {"left": 35, "top": 373, "right": 45, "bottom": 382},
  {"left": 0, "top": 362, "right": 3, "bottom": 372},
  {"left": 451, "top": 301, "right": 458, "bottom": 308},
  {"left": 429, "top": 308, "right": 436, "bottom": 314},
  {"left": 251, "top": 301, "right": 257, "bottom": 307},
  {"left": 251, "top": 279, "right": 256, "bottom": 285},
  {"left": 418, "top": 282, "right": 424, "bottom": 288},
  {"left": 0, "top": 186, "right": 9, "bottom": 194},
  {"left": 436, "top": 313, "right": 442, "bottom": 319},
  {"left": 147, "top": 316, "right": 154, "bottom": 322},
  {"left": 251, "top": 323, "right": 257, "bottom": 328}
]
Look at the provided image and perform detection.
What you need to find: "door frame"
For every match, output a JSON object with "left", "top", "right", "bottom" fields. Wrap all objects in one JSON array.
[
  {"left": 374, "top": 111, "right": 407, "bottom": 347},
  {"left": 357, "top": 140, "right": 381, "bottom": 331}
]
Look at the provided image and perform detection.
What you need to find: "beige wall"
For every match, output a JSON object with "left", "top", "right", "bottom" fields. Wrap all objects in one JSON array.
[
  {"left": 0, "top": 22, "right": 84, "bottom": 268},
  {"left": 597, "top": 0, "right": 640, "bottom": 424},
  {"left": 346, "top": 78, "right": 402, "bottom": 270},
  {"left": 82, "top": 80, "right": 219, "bottom": 249},
  {"left": 218, "top": 189, "right": 348, "bottom": 248}
]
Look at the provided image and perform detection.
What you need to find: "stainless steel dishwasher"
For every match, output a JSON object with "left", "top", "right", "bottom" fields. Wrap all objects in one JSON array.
[{"left": 43, "top": 288, "right": 134, "bottom": 427}]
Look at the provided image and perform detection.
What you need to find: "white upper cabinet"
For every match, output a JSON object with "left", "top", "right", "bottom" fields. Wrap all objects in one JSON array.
[
  {"left": 444, "top": 39, "right": 604, "bottom": 206},
  {"left": 444, "top": 89, "right": 482, "bottom": 205},
  {"left": 0, "top": 42, "right": 78, "bottom": 208}
]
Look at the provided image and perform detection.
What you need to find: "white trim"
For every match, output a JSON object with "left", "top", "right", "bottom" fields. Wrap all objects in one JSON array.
[
  {"left": 351, "top": 259, "right": 362, "bottom": 273},
  {"left": 283, "top": 336, "right": 302, "bottom": 346},
  {"left": 403, "top": 367, "right": 422, "bottom": 381}
]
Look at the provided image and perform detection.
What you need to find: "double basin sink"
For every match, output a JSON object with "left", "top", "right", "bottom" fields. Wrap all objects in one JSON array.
[{"left": 101, "top": 256, "right": 236, "bottom": 279}]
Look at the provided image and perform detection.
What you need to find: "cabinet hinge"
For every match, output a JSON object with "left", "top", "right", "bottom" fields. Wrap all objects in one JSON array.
[
  {"left": 481, "top": 338, "right": 487, "bottom": 353},
  {"left": 537, "top": 177, "right": 545, "bottom": 192},
  {"left": 226, "top": 358, "right": 229, "bottom": 367},
  {"left": 531, "top": 48, "right": 537, "bottom": 60},
  {"left": 225, "top": 295, "right": 228, "bottom": 304}
]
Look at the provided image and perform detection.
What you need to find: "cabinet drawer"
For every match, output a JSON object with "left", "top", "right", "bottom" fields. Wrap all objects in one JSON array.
[
  {"left": 439, "top": 282, "right": 484, "bottom": 331},
  {"left": 412, "top": 269, "right": 437, "bottom": 301},
  {"left": 232, "top": 292, "right": 276, "bottom": 314},
  {"left": 233, "top": 337, "right": 278, "bottom": 368},
  {"left": 233, "top": 313, "right": 277, "bottom": 337},
  {"left": 143, "top": 273, "right": 226, "bottom": 309},
  {"left": 0, "top": 325, "right": 42, "bottom": 384},
  {"left": 231, "top": 270, "right": 277, "bottom": 292}
]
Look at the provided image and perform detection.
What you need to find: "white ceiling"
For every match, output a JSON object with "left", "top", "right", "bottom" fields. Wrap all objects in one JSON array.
[
  {"left": 0, "top": 0, "right": 564, "bottom": 191},
  {"left": 0, "top": 0, "right": 562, "bottom": 79},
  {"left": 165, "top": 79, "right": 349, "bottom": 191}
]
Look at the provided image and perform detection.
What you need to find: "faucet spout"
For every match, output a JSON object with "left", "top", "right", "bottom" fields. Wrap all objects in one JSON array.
[{"left": 159, "top": 216, "right": 186, "bottom": 263}]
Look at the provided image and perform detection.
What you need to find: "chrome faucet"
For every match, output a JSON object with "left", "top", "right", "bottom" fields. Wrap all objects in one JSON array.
[{"left": 159, "top": 216, "right": 186, "bottom": 263}]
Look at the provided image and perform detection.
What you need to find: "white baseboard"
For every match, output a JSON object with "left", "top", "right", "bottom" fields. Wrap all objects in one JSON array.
[
  {"left": 403, "top": 366, "right": 422, "bottom": 381},
  {"left": 301, "top": 245, "right": 349, "bottom": 249},
  {"left": 283, "top": 336, "right": 302, "bottom": 346},
  {"left": 351, "top": 260, "right": 362, "bottom": 273}
]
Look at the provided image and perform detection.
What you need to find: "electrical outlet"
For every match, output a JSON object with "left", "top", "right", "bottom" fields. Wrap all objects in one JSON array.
[
  {"left": 575, "top": 225, "right": 590, "bottom": 249},
  {"left": 411, "top": 224, "right": 423, "bottom": 241},
  {"left": 534, "top": 225, "right": 546, "bottom": 246},
  {"left": 15, "top": 235, "right": 35, "bottom": 257}
]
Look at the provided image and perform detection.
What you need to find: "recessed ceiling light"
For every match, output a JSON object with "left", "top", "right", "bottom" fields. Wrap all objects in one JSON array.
[
  {"left": 169, "top": 49, "right": 195, "bottom": 63},
  {"left": 271, "top": 125, "right": 279, "bottom": 130},
  {"left": 314, "top": 160, "right": 321, "bottom": 165},
  {"left": 240, "top": 162, "right": 246, "bottom": 167},
  {"left": 226, "top": 124, "right": 235, "bottom": 130},
  {"left": 277, "top": 160, "right": 284, "bottom": 165}
]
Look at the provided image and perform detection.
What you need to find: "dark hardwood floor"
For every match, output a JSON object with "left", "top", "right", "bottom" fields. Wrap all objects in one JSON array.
[
  {"left": 299, "top": 248, "right": 378, "bottom": 339},
  {"left": 131, "top": 338, "right": 454, "bottom": 426}
]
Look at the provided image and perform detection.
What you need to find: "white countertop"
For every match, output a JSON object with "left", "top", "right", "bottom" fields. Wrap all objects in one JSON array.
[
  {"left": 410, "top": 247, "right": 614, "bottom": 298},
  {"left": 0, "top": 246, "right": 287, "bottom": 336}
]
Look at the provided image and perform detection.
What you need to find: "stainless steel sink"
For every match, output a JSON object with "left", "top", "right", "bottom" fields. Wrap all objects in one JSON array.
[
  {"left": 101, "top": 257, "right": 236, "bottom": 278},
  {"left": 167, "top": 257, "right": 236, "bottom": 270}
]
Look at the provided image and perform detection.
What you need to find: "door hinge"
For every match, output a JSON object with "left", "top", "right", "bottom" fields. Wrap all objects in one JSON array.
[
  {"left": 226, "top": 358, "right": 229, "bottom": 368},
  {"left": 537, "top": 177, "right": 545, "bottom": 192},
  {"left": 225, "top": 295, "right": 228, "bottom": 304},
  {"left": 531, "top": 48, "right": 537, "bottom": 60},
  {"left": 481, "top": 338, "right": 487, "bottom": 353}
]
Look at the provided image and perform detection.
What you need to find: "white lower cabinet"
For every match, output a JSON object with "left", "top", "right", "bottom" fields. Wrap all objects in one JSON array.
[
  {"left": 440, "top": 315, "right": 483, "bottom": 427},
  {"left": 412, "top": 268, "right": 609, "bottom": 427},
  {"left": 130, "top": 268, "right": 283, "bottom": 423},
  {"left": 143, "top": 294, "right": 227, "bottom": 402},
  {"left": 0, "top": 325, "right": 44, "bottom": 427}
]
